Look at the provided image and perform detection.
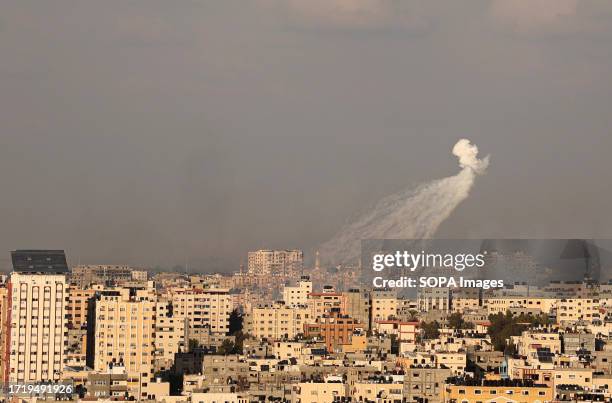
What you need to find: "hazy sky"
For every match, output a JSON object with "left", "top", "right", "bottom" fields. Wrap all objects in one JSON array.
[{"left": 2, "top": 0, "right": 612, "bottom": 271}]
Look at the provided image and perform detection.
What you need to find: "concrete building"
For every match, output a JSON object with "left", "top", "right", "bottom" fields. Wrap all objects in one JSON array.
[
  {"left": 343, "top": 288, "right": 371, "bottom": 330},
  {"left": 249, "top": 302, "right": 310, "bottom": 340},
  {"left": 293, "top": 382, "right": 346, "bottom": 403},
  {"left": 370, "top": 289, "right": 398, "bottom": 323},
  {"left": 304, "top": 310, "right": 361, "bottom": 352},
  {"left": 71, "top": 264, "right": 141, "bottom": 287},
  {"left": 169, "top": 287, "right": 232, "bottom": 336},
  {"left": 418, "top": 287, "right": 450, "bottom": 313},
  {"left": 247, "top": 249, "right": 303, "bottom": 276},
  {"left": 283, "top": 276, "right": 312, "bottom": 307},
  {"left": 443, "top": 379, "right": 553, "bottom": 403},
  {"left": 6, "top": 250, "right": 70, "bottom": 383},
  {"left": 154, "top": 299, "right": 186, "bottom": 372},
  {"left": 66, "top": 286, "right": 95, "bottom": 329},
  {"left": 403, "top": 366, "right": 452, "bottom": 403},
  {"left": 87, "top": 288, "right": 156, "bottom": 399}
]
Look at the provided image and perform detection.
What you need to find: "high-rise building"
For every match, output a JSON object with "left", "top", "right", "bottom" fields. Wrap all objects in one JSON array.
[
  {"left": 169, "top": 287, "right": 232, "bottom": 336},
  {"left": 154, "top": 299, "right": 186, "bottom": 372},
  {"left": 5, "top": 250, "right": 69, "bottom": 383},
  {"left": 0, "top": 285, "right": 9, "bottom": 382},
  {"left": 247, "top": 249, "right": 303, "bottom": 276},
  {"left": 66, "top": 286, "right": 95, "bottom": 330},
  {"left": 87, "top": 287, "right": 156, "bottom": 399}
]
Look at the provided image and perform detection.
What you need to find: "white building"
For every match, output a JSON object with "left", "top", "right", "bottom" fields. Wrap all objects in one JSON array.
[
  {"left": 283, "top": 276, "right": 312, "bottom": 307},
  {"left": 8, "top": 272, "right": 68, "bottom": 382}
]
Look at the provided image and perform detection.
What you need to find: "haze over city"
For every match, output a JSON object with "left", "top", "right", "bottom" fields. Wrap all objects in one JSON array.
[{"left": 2, "top": 0, "right": 612, "bottom": 271}]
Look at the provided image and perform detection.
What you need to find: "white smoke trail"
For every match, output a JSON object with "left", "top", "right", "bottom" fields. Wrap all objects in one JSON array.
[{"left": 320, "top": 139, "right": 490, "bottom": 265}]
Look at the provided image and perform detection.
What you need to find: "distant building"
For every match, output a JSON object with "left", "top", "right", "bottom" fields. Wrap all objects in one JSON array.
[
  {"left": 418, "top": 287, "right": 451, "bottom": 312},
  {"left": 71, "top": 264, "right": 146, "bottom": 287},
  {"left": 247, "top": 249, "right": 303, "bottom": 276}
]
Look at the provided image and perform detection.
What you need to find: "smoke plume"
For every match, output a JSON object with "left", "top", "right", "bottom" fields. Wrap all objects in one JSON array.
[{"left": 320, "top": 139, "right": 490, "bottom": 265}]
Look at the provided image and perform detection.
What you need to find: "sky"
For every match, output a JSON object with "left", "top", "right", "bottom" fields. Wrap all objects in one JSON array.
[{"left": 1, "top": 0, "right": 612, "bottom": 271}]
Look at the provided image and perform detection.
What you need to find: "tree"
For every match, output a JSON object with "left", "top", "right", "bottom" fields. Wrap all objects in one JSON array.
[
  {"left": 233, "top": 331, "right": 248, "bottom": 354},
  {"left": 217, "top": 339, "right": 236, "bottom": 355},
  {"left": 487, "top": 311, "right": 542, "bottom": 352},
  {"left": 229, "top": 309, "right": 243, "bottom": 335},
  {"left": 448, "top": 313, "right": 465, "bottom": 330},
  {"left": 447, "top": 312, "right": 474, "bottom": 330},
  {"left": 421, "top": 321, "right": 440, "bottom": 340},
  {"left": 188, "top": 339, "right": 201, "bottom": 351}
]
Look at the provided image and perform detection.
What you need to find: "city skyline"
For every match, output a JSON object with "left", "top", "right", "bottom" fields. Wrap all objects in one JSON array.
[{"left": 2, "top": 1, "right": 612, "bottom": 270}]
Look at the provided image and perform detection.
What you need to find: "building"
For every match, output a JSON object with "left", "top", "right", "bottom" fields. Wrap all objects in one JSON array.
[
  {"left": 169, "top": 287, "right": 232, "bottom": 336},
  {"left": 154, "top": 299, "right": 186, "bottom": 372},
  {"left": 443, "top": 379, "right": 553, "bottom": 402},
  {"left": 371, "top": 288, "right": 398, "bottom": 323},
  {"left": 71, "top": 264, "right": 144, "bottom": 287},
  {"left": 249, "top": 302, "right": 311, "bottom": 340},
  {"left": 403, "top": 367, "right": 452, "bottom": 403},
  {"left": 247, "top": 249, "right": 303, "bottom": 276},
  {"left": 283, "top": 276, "right": 312, "bottom": 307},
  {"left": 343, "top": 288, "right": 371, "bottom": 330},
  {"left": 418, "top": 287, "right": 451, "bottom": 312},
  {"left": 0, "top": 285, "right": 9, "bottom": 382},
  {"left": 66, "top": 286, "right": 95, "bottom": 329},
  {"left": 304, "top": 310, "right": 361, "bottom": 352},
  {"left": 87, "top": 288, "right": 156, "bottom": 399},
  {"left": 451, "top": 288, "right": 481, "bottom": 313},
  {"left": 308, "top": 291, "right": 347, "bottom": 321},
  {"left": 293, "top": 382, "right": 346, "bottom": 403},
  {"left": 5, "top": 249, "right": 69, "bottom": 383}
]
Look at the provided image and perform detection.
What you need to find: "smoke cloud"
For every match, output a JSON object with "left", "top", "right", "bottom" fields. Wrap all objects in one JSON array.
[{"left": 319, "top": 139, "right": 490, "bottom": 266}]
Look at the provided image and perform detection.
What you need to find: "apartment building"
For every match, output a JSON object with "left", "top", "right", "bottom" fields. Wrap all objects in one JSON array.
[
  {"left": 282, "top": 276, "right": 312, "bottom": 307},
  {"left": 371, "top": 288, "right": 398, "bottom": 323},
  {"left": 71, "top": 264, "right": 142, "bottom": 287},
  {"left": 0, "top": 286, "right": 8, "bottom": 381},
  {"left": 293, "top": 382, "right": 346, "bottom": 403},
  {"left": 403, "top": 367, "right": 452, "bottom": 403},
  {"left": 154, "top": 299, "right": 186, "bottom": 372},
  {"left": 170, "top": 287, "right": 232, "bottom": 335},
  {"left": 247, "top": 249, "right": 303, "bottom": 276},
  {"left": 66, "top": 286, "right": 95, "bottom": 329},
  {"left": 512, "top": 330, "right": 562, "bottom": 358},
  {"left": 451, "top": 288, "right": 481, "bottom": 313},
  {"left": 443, "top": 380, "right": 553, "bottom": 403},
  {"left": 304, "top": 310, "right": 361, "bottom": 352},
  {"left": 249, "top": 302, "right": 311, "bottom": 340},
  {"left": 308, "top": 291, "right": 347, "bottom": 321},
  {"left": 483, "top": 296, "right": 556, "bottom": 315},
  {"left": 88, "top": 288, "right": 156, "bottom": 399},
  {"left": 6, "top": 250, "right": 70, "bottom": 383},
  {"left": 417, "top": 287, "right": 450, "bottom": 313},
  {"left": 557, "top": 298, "right": 601, "bottom": 324},
  {"left": 343, "top": 288, "right": 371, "bottom": 330}
]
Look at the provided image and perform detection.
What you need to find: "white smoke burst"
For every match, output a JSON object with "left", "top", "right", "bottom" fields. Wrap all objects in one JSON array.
[{"left": 320, "top": 139, "right": 490, "bottom": 266}]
